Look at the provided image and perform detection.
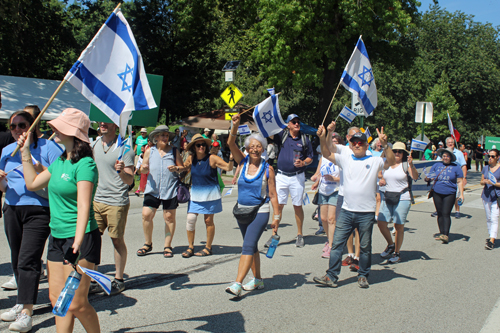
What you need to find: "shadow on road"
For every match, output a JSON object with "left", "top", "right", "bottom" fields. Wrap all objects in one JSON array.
[{"left": 112, "top": 310, "right": 245, "bottom": 333}]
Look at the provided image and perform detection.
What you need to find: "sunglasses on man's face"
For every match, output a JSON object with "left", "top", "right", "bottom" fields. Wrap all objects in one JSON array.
[
  {"left": 195, "top": 143, "right": 206, "bottom": 148},
  {"left": 489, "top": 155, "right": 498, "bottom": 158},
  {"left": 290, "top": 120, "right": 300, "bottom": 125},
  {"left": 10, "top": 122, "right": 28, "bottom": 130},
  {"left": 350, "top": 141, "right": 364, "bottom": 146}
]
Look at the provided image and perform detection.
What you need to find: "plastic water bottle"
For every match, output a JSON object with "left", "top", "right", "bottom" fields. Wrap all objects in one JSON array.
[
  {"left": 458, "top": 198, "right": 463, "bottom": 206},
  {"left": 266, "top": 235, "right": 280, "bottom": 258},
  {"left": 53, "top": 271, "right": 82, "bottom": 317}
]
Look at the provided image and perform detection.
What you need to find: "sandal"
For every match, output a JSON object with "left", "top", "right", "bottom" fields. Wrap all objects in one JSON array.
[
  {"left": 195, "top": 247, "right": 212, "bottom": 257},
  {"left": 163, "top": 247, "right": 174, "bottom": 258},
  {"left": 439, "top": 235, "right": 449, "bottom": 244},
  {"left": 136, "top": 243, "right": 152, "bottom": 256},
  {"left": 181, "top": 247, "right": 195, "bottom": 258}
]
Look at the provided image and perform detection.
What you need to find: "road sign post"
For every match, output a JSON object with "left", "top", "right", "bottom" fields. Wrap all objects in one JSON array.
[{"left": 415, "top": 102, "right": 433, "bottom": 159}]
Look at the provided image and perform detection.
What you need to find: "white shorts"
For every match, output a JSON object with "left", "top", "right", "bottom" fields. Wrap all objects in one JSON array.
[{"left": 276, "top": 172, "right": 306, "bottom": 206}]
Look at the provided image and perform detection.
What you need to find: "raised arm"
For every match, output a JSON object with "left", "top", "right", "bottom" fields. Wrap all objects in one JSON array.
[
  {"left": 326, "top": 121, "right": 338, "bottom": 154},
  {"left": 318, "top": 125, "right": 337, "bottom": 165},
  {"left": 18, "top": 132, "right": 51, "bottom": 191},
  {"left": 377, "top": 127, "right": 395, "bottom": 169},
  {"left": 407, "top": 154, "right": 419, "bottom": 181},
  {"left": 210, "top": 154, "right": 234, "bottom": 172},
  {"left": 228, "top": 114, "right": 246, "bottom": 165}
]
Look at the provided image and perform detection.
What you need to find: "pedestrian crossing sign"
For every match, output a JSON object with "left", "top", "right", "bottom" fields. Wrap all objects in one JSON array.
[{"left": 221, "top": 84, "right": 243, "bottom": 108}]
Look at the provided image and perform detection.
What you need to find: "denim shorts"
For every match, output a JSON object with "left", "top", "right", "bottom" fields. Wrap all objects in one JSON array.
[
  {"left": 378, "top": 200, "right": 412, "bottom": 225},
  {"left": 318, "top": 191, "right": 338, "bottom": 206}
]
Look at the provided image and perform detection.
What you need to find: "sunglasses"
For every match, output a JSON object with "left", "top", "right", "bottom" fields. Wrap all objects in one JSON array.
[
  {"left": 195, "top": 143, "right": 206, "bottom": 148},
  {"left": 290, "top": 120, "right": 300, "bottom": 125},
  {"left": 393, "top": 150, "right": 405, "bottom": 154},
  {"left": 350, "top": 141, "right": 364, "bottom": 146},
  {"left": 489, "top": 155, "right": 498, "bottom": 158},
  {"left": 10, "top": 122, "right": 28, "bottom": 130}
]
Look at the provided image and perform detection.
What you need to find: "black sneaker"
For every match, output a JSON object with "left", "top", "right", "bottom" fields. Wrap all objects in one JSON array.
[
  {"left": 380, "top": 244, "right": 395, "bottom": 258},
  {"left": 88, "top": 281, "right": 104, "bottom": 294},
  {"left": 485, "top": 240, "right": 494, "bottom": 250},
  {"left": 315, "top": 226, "right": 325, "bottom": 235},
  {"left": 431, "top": 211, "right": 438, "bottom": 217},
  {"left": 313, "top": 275, "right": 338, "bottom": 288},
  {"left": 110, "top": 279, "right": 125, "bottom": 295}
]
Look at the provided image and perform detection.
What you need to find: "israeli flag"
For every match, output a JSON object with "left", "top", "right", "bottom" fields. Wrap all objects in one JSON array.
[
  {"left": 224, "top": 188, "right": 233, "bottom": 196},
  {"left": 253, "top": 95, "right": 286, "bottom": 138},
  {"left": 78, "top": 265, "right": 111, "bottom": 295},
  {"left": 267, "top": 88, "right": 275, "bottom": 96},
  {"left": 411, "top": 139, "right": 427, "bottom": 152},
  {"left": 64, "top": 8, "right": 156, "bottom": 138},
  {"left": 423, "top": 167, "right": 436, "bottom": 179},
  {"left": 339, "top": 106, "right": 356, "bottom": 123},
  {"left": 303, "top": 193, "right": 310, "bottom": 205},
  {"left": 364, "top": 127, "right": 371, "bottom": 140},
  {"left": 340, "top": 37, "right": 377, "bottom": 116},
  {"left": 489, "top": 170, "right": 497, "bottom": 184}
]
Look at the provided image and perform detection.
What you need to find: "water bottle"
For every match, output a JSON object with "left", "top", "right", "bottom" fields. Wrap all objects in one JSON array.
[
  {"left": 266, "top": 235, "right": 280, "bottom": 258},
  {"left": 458, "top": 198, "right": 463, "bottom": 206},
  {"left": 53, "top": 270, "right": 82, "bottom": 317}
]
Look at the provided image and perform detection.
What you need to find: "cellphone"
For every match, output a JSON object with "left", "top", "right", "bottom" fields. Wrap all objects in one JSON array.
[{"left": 64, "top": 247, "right": 80, "bottom": 265}]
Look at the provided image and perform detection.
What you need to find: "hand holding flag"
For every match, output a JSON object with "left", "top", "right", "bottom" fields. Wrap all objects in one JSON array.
[{"left": 488, "top": 170, "right": 497, "bottom": 185}]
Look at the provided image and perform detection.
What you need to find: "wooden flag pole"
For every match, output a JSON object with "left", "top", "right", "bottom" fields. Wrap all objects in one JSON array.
[
  {"left": 239, "top": 92, "right": 281, "bottom": 116},
  {"left": 321, "top": 80, "right": 342, "bottom": 126},
  {"left": 11, "top": 80, "right": 67, "bottom": 156}
]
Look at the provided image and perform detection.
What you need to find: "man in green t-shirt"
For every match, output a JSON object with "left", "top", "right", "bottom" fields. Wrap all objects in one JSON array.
[
  {"left": 202, "top": 128, "right": 211, "bottom": 139},
  {"left": 135, "top": 128, "right": 149, "bottom": 155}
]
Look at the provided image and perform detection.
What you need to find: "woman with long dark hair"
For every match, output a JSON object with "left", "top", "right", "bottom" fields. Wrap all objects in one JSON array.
[
  {"left": 0, "top": 111, "right": 61, "bottom": 331},
  {"left": 17, "top": 108, "right": 101, "bottom": 332},
  {"left": 480, "top": 149, "right": 500, "bottom": 250}
]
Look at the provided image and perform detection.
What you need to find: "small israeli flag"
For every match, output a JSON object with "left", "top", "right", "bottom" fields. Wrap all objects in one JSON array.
[
  {"left": 423, "top": 167, "right": 436, "bottom": 179},
  {"left": 339, "top": 106, "right": 356, "bottom": 123},
  {"left": 303, "top": 193, "right": 310, "bottom": 205},
  {"left": 224, "top": 188, "right": 233, "bottom": 196},
  {"left": 411, "top": 139, "right": 427, "bottom": 152},
  {"left": 489, "top": 170, "right": 497, "bottom": 184},
  {"left": 364, "top": 127, "right": 371, "bottom": 140},
  {"left": 78, "top": 265, "right": 112, "bottom": 295}
]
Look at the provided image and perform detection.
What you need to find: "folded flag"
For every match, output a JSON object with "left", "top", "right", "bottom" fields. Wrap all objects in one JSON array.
[
  {"left": 339, "top": 106, "right": 356, "bottom": 123},
  {"left": 224, "top": 188, "right": 233, "bottom": 196},
  {"left": 360, "top": 127, "right": 372, "bottom": 144},
  {"left": 64, "top": 8, "right": 156, "bottom": 138},
  {"left": 411, "top": 139, "right": 427, "bottom": 152},
  {"left": 303, "top": 193, "right": 310, "bottom": 205},
  {"left": 447, "top": 112, "right": 461, "bottom": 143},
  {"left": 341, "top": 36, "right": 377, "bottom": 116},
  {"left": 489, "top": 170, "right": 497, "bottom": 184},
  {"left": 253, "top": 95, "right": 286, "bottom": 138},
  {"left": 267, "top": 87, "right": 275, "bottom": 96},
  {"left": 78, "top": 265, "right": 111, "bottom": 295}
]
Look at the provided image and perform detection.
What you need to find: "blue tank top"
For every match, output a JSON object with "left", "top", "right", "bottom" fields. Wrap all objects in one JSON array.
[
  {"left": 237, "top": 157, "right": 269, "bottom": 206},
  {"left": 145, "top": 146, "right": 178, "bottom": 200},
  {"left": 191, "top": 154, "right": 221, "bottom": 202}
]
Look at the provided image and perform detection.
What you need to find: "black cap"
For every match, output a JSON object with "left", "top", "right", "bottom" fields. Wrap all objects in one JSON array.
[{"left": 349, "top": 132, "right": 367, "bottom": 143}]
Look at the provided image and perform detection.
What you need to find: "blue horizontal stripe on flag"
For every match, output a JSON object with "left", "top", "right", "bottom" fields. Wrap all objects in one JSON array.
[
  {"left": 356, "top": 38, "right": 370, "bottom": 60},
  {"left": 71, "top": 61, "right": 126, "bottom": 117},
  {"left": 271, "top": 95, "right": 285, "bottom": 129},
  {"left": 106, "top": 13, "right": 149, "bottom": 110},
  {"left": 340, "top": 113, "right": 353, "bottom": 123},
  {"left": 341, "top": 73, "right": 375, "bottom": 115},
  {"left": 254, "top": 105, "right": 269, "bottom": 138}
]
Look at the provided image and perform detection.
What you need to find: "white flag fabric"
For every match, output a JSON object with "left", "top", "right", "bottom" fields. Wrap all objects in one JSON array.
[
  {"left": 253, "top": 95, "right": 286, "bottom": 138},
  {"left": 489, "top": 170, "right": 497, "bottom": 184},
  {"left": 411, "top": 139, "right": 427, "bottom": 152},
  {"left": 339, "top": 106, "right": 356, "bottom": 123},
  {"left": 266, "top": 88, "right": 275, "bottom": 96},
  {"left": 78, "top": 265, "right": 111, "bottom": 295},
  {"left": 303, "top": 193, "right": 310, "bottom": 205},
  {"left": 340, "top": 37, "right": 377, "bottom": 116},
  {"left": 64, "top": 9, "right": 156, "bottom": 138}
]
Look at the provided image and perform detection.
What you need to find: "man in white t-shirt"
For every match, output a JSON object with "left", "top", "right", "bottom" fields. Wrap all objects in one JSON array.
[{"left": 313, "top": 126, "right": 395, "bottom": 288}]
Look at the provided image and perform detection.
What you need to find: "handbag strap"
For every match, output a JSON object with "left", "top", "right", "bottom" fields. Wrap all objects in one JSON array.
[{"left": 430, "top": 165, "right": 449, "bottom": 191}]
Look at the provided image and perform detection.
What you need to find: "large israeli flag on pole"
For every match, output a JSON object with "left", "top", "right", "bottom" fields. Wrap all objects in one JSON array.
[
  {"left": 253, "top": 95, "right": 286, "bottom": 138},
  {"left": 339, "top": 106, "right": 356, "bottom": 123},
  {"left": 340, "top": 36, "right": 377, "bottom": 116},
  {"left": 64, "top": 8, "right": 156, "bottom": 138}
]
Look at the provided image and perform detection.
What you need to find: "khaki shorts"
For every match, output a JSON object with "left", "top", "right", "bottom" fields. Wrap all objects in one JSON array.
[{"left": 94, "top": 201, "right": 130, "bottom": 238}]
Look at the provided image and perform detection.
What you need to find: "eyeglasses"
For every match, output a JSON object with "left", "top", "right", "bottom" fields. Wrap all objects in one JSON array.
[
  {"left": 350, "top": 141, "right": 364, "bottom": 146},
  {"left": 489, "top": 155, "right": 497, "bottom": 158},
  {"left": 290, "top": 120, "right": 300, "bottom": 125},
  {"left": 195, "top": 143, "right": 206, "bottom": 148},
  {"left": 393, "top": 150, "right": 404, "bottom": 154},
  {"left": 10, "top": 122, "right": 28, "bottom": 130}
]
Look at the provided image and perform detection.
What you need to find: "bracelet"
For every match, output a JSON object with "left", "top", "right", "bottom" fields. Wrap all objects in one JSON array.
[
  {"left": 274, "top": 215, "right": 281, "bottom": 220},
  {"left": 21, "top": 158, "right": 32, "bottom": 163},
  {"left": 229, "top": 159, "right": 234, "bottom": 162},
  {"left": 230, "top": 133, "right": 237, "bottom": 137}
]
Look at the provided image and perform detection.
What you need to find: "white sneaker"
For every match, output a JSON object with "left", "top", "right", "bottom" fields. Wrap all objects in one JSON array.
[
  {"left": 225, "top": 282, "right": 243, "bottom": 296},
  {"left": 242, "top": 278, "right": 264, "bottom": 291},
  {"left": 8, "top": 312, "right": 32, "bottom": 332},
  {"left": 391, "top": 227, "right": 396, "bottom": 235},
  {"left": 1, "top": 304, "right": 23, "bottom": 322},
  {"left": 2, "top": 276, "right": 17, "bottom": 290}
]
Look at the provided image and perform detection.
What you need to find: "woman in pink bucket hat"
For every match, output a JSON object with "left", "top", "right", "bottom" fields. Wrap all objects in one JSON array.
[{"left": 17, "top": 108, "right": 101, "bottom": 332}]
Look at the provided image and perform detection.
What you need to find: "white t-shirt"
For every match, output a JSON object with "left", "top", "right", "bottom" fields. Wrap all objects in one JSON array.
[
  {"left": 336, "top": 144, "right": 372, "bottom": 196},
  {"left": 318, "top": 157, "right": 339, "bottom": 196},
  {"left": 334, "top": 153, "right": 385, "bottom": 212},
  {"left": 382, "top": 163, "right": 410, "bottom": 201}
]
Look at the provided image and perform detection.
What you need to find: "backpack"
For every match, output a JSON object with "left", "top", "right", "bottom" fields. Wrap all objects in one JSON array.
[
  {"left": 402, "top": 161, "right": 415, "bottom": 204},
  {"left": 279, "top": 129, "right": 309, "bottom": 157}
]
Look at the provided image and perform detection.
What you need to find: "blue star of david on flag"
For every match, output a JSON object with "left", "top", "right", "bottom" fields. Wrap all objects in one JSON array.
[
  {"left": 118, "top": 64, "right": 134, "bottom": 92},
  {"left": 262, "top": 110, "right": 274, "bottom": 123},
  {"left": 358, "top": 66, "right": 374, "bottom": 87}
]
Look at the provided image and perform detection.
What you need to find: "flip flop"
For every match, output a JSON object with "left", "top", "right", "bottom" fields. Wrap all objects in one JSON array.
[
  {"left": 195, "top": 247, "right": 212, "bottom": 257},
  {"left": 163, "top": 247, "right": 174, "bottom": 258}
]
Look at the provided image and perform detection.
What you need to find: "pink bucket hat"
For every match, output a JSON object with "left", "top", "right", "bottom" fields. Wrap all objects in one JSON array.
[{"left": 47, "top": 108, "right": 90, "bottom": 143}]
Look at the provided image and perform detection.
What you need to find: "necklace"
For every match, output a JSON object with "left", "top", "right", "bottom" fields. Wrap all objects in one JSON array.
[{"left": 102, "top": 137, "right": 116, "bottom": 154}]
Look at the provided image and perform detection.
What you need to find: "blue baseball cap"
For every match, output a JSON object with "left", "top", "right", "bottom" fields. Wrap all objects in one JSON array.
[{"left": 286, "top": 114, "right": 300, "bottom": 123}]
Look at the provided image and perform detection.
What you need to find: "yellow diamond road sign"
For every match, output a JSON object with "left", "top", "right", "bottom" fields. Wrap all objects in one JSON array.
[{"left": 221, "top": 84, "right": 243, "bottom": 108}]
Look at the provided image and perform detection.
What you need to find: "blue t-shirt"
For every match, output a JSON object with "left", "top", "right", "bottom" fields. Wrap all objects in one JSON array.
[
  {"left": 275, "top": 131, "right": 313, "bottom": 173},
  {"left": 0, "top": 139, "right": 62, "bottom": 206},
  {"left": 482, "top": 166, "right": 500, "bottom": 202},
  {"left": 430, "top": 162, "right": 464, "bottom": 195}
]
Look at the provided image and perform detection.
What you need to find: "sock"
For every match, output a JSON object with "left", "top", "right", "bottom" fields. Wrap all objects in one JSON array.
[
  {"left": 354, "top": 256, "right": 359, "bottom": 260},
  {"left": 348, "top": 253, "right": 354, "bottom": 258}
]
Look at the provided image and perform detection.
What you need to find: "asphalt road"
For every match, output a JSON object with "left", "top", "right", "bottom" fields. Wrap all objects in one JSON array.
[{"left": 1, "top": 169, "right": 500, "bottom": 332}]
